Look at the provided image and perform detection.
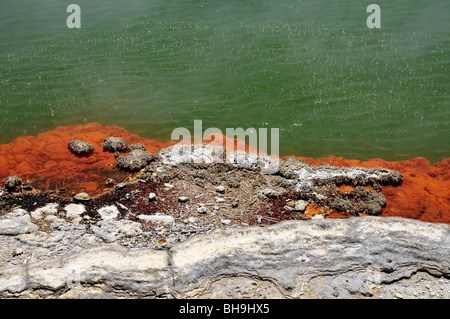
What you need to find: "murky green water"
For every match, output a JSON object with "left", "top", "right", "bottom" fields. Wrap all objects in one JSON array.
[{"left": 0, "top": 0, "right": 448, "bottom": 162}]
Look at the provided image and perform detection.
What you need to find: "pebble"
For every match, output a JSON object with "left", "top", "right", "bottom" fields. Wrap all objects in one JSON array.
[
  {"left": 97, "top": 206, "right": 120, "bottom": 220},
  {"left": 187, "top": 217, "right": 198, "bottom": 224},
  {"left": 148, "top": 192, "right": 157, "bottom": 201},
  {"left": 221, "top": 219, "right": 232, "bottom": 225},
  {"left": 164, "top": 183, "right": 175, "bottom": 190},
  {"left": 64, "top": 204, "right": 86, "bottom": 220},
  {"left": 294, "top": 200, "right": 308, "bottom": 212},
  {"left": 215, "top": 197, "right": 225, "bottom": 203},
  {"left": 215, "top": 186, "right": 225, "bottom": 193},
  {"left": 73, "top": 192, "right": 90, "bottom": 202},
  {"left": 197, "top": 206, "right": 207, "bottom": 214},
  {"left": 156, "top": 238, "right": 168, "bottom": 248},
  {"left": 395, "top": 293, "right": 404, "bottom": 299},
  {"left": 178, "top": 196, "right": 189, "bottom": 203}
]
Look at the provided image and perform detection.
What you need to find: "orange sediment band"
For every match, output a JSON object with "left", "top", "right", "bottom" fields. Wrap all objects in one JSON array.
[
  {"left": 0, "top": 123, "right": 448, "bottom": 224},
  {"left": 0, "top": 123, "right": 175, "bottom": 196}
]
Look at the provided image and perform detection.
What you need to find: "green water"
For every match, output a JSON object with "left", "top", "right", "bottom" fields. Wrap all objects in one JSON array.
[{"left": 0, "top": 0, "right": 448, "bottom": 162}]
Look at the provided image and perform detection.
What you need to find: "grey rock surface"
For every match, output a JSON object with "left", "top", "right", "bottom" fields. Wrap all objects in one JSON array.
[
  {"left": 0, "top": 215, "right": 38, "bottom": 236},
  {"left": 97, "top": 205, "right": 119, "bottom": 220},
  {"left": 0, "top": 216, "right": 448, "bottom": 299},
  {"left": 90, "top": 220, "right": 142, "bottom": 243}
]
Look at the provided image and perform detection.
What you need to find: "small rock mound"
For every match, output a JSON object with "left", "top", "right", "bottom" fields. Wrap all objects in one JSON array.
[
  {"left": 2, "top": 176, "right": 22, "bottom": 191},
  {"left": 103, "top": 137, "right": 128, "bottom": 152},
  {"left": 116, "top": 149, "right": 152, "bottom": 172},
  {"left": 68, "top": 140, "right": 94, "bottom": 155}
]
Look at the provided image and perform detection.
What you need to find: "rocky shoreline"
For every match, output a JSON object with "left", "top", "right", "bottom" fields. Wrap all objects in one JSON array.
[
  {"left": 0, "top": 216, "right": 448, "bottom": 299},
  {"left": 1, "top": 123, "right": 448, "bottom": 223},
  {"left": 0, "top": 140, "right": 448, "bottom": 299}
]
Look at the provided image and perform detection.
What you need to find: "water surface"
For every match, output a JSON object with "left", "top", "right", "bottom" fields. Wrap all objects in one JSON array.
[{"left": 0, "top": 0, "right": 448, "bottom": 162}]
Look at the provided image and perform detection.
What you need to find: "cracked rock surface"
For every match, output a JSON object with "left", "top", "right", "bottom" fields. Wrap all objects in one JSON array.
[{"left": 0, "top": 216, "right": 448, "bottom": 299}]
